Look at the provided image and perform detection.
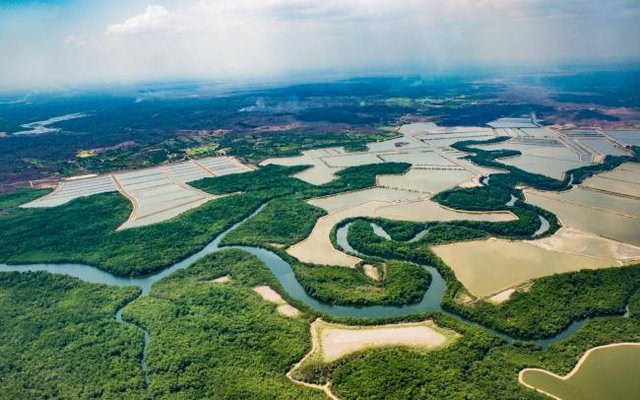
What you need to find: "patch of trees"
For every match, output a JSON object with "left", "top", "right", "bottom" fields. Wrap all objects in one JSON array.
[
  {"left": 222, "top": 197, "right": 327, "bottom": 247},
  {"left": 305, "top": 162, "right": 410, "bottom": 197},
  {"left": 191, "top": 164, "right": 312, "bottom": 195},
  {"left": 0, "top": 191, "right": 266, "bottom": 276},
  {"left": 1, "top": 161, "right": 411, "bottom": 279},
  {"left": 192, "top": 162, "right": 411, "bottom": 200},
  {"left": 291, "top": 259, "right": 430, "bottom": 307},
  {"left": 450, "top": 266, "right": 640, "bottom": 339},
  {"left": 434, "top": 184, "right": 515, "bottom": 211},
  {"left": 121, "top": 250, "right": 325, "bottom": 399},
  {"left": 0, "top": 271, "right": 145, "bottom": 398}
]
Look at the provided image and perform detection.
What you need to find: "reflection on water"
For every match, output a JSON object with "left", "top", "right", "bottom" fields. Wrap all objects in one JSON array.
[{"left": 13, "top": 113, "right": 87, "bottom": 135}]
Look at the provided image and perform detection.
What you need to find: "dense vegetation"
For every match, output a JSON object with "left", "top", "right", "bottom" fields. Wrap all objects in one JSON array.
[
  {"left": 3, "top": 70, "right": 638, "bottom": 187},
  {"left": 0, "top": 85, "right": 401, "bottom": 185},
  {"left": 345, "top": 219, "right": 640, "bottom": 338},
  {"left": 330, "top": 310, "right": 640, "bottom": 399},
  {"left": 222, "top": 197, "right": 326, "bottom": 247},
  {"left": 122, "top": 250, "right": 324, "bottom": 399},
  {"left": 454, "top": 266, "right": 640, "bottom": 338},
  {"left": 292, "top": 259, "right": 430, "bottom": 306},
  {"left": 0, "top": 187, "right": 51, "bottom": 212},
  {"left": 2, "top": 72, "right": 640, "bottom": 399},
  {"left": 191, "top": 162, "right": 411, "bottom": 199},
  {"left": 217, "top": 178, "right": 431, "bottom": 307},
  {"left": 0, "top": 192, "right": 266, "bottom": 276},
  {"left": 218, "top": 129, "right": 397, "bottom": 161},
  {"left": 0, "top": 272, "right": 145, "bottom": 398},
  {"left": 191, "top": 164, "right": 312, "bottom": 195}
]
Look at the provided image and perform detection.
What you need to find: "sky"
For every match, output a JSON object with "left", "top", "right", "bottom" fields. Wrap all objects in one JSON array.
[{"left": 0, "top": 0, "right": 639, "bottom": 90}]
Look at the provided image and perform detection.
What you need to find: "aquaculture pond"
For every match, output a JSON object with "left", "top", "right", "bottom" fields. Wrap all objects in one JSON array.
[
  {"left": 526, "top": 190, "right": 640, "bottom": 247},
  {"left": 520, "top": 344, "right": 640, "bottom": 400}
]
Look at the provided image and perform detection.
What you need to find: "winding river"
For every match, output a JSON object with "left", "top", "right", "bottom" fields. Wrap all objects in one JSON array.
[{"left": 0, "top": 203, "right": 627, "bottom": 393}]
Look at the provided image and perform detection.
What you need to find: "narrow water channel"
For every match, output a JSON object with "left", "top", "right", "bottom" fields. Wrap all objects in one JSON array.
[
  {"left": 334, "top": 221, "right": 587, "bottom": 348},
  {"left": 115, "top": 306, "right": 153, "bottom": 398},
  {"left": 0, "top": 201, "right": 625, "bottom": 389},
  {"left": 534, "top": 215, "right": 550, "bottom": 236}
]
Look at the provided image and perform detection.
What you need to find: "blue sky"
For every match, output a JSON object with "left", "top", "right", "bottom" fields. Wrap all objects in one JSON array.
[{"left": 1, "top": 0, "right": 639, "bottom": 90}]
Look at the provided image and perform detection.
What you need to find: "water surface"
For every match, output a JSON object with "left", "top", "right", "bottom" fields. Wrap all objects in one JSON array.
[{"left": 521, "top": 344, "right": 640, "bottom": 400}]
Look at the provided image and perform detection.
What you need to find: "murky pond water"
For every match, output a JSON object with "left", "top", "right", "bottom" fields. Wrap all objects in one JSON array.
[{"left": 521, "top": 344, "right": 640, "bottom": 400}]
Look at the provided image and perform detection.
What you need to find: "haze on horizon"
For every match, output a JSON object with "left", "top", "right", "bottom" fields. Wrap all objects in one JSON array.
[{"left": 1, "top": 0, "right": 639, "bottom": 91}]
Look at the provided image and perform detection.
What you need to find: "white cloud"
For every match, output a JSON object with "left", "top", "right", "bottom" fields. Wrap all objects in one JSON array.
[
  {"left": 1, "top": 0, "right": 639, "bottom": 90},
  {"left": 64, "top": 34, "right": 86, "bottom": 48},
  {"left": 95, "top": 0, "right": 640, "bottom": 81},
  {"left": 106, "top": 5, "right": 174, "bottom": 36}
]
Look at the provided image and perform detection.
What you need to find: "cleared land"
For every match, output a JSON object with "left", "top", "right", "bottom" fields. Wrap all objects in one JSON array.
[
  {"left": 502, "top": 156, "right": 584, "bottom": 180},
  {"left": 519, "top": 343, "right": 640, "bottom": 400},
  {"left": 488, "top": 288, "right": 516, "bottom": 304},
  {"left": 289, "top": 188, "right": 514, "bottom": 267},
  {"left": 432, "top": 238, "right": 620, "bottom": 298},
  {"left": 363, "top": 264, "right": 380, "bottom": 280},
  {"left": 578, "top": 137, "right": 628, "bottom": 156},
  {"left": 541, "top": 187, "right": 640, "bottom": 218},
  {"left": 530, "top": 227, "right": 640, "bottom": 261},
  {"left": 262, "top": 123, "right": 495, "bottom": 186},
  {"left": 605, "top": 130, "right": 640, "bottom": 146},
  {"left": 21, "top": 175, "right": 117, "bottom": 208},
  {"left": 112, "top": 167, "right": 217, "bottom": 229},
  {"left": 309, "top": 319, "right": 458, "bottom": 363},
  {"left": 211, "top": 275, "right": 231, "bottom": 283},
  {"left": 253, "top": 286, "right": 300, "bottom": 317},
  {"left": 487, "top": 117, "right": 538, "bottom": 128},
  {"left": 579, "top": 162, "right": 640, "bottom": 197},
  {"left": 22, "top": 156, "right": 253, "bottom": 229},
  {"left": 523, "top": 161, "right": 640, "bottom": 248},
  {"left": 261, "top": 150, "right": 337, "bottom": 185},
  {"left": 377, "top": 168, "right": 473, "bottom": 194},
  {"left": 473, "top": 138, "right": 590, "bottom": 179}
]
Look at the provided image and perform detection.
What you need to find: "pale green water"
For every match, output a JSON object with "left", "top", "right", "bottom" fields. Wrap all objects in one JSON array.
[{"left": 521, "top": 345, "right": 640, "bottom": 400}]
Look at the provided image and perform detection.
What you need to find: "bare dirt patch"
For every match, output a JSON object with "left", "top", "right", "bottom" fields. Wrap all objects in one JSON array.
[
  {"left": 363, "top": 264, "right": 380, "bottom": 281},
  {"left": 253, "top": 286, "right": 300, "bottom": 318},
  {"left": 277, "top": 305, "right": 300, "bottom": 317},
  {"left": 529, "top": 227, "right": 640, "bottom": 262},
  {"left": 253, "top": 286, "right": 286, "bottom": 303},
  {"left": 310, "top": 319, "right": 459, "bottom": 364},
  {"left": 433, "top": 238, "right": 620, "bottom": 298},
  {"left": 211, "top": 275, "right": 231, "bottom": 284},
  {"left": 488, "top": 288, "right": 516, "bottom": 304},
  {"left": 289, "top": 188, "right": 515, "bottom": 267}
]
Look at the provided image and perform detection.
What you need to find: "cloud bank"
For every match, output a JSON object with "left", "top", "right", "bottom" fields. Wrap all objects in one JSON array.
[
  {"left": 106, "top": 5, "right": 173, "bottom": 36},
  {"left": 0, "top": 0, "right": 639, "bottom": 90}
]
